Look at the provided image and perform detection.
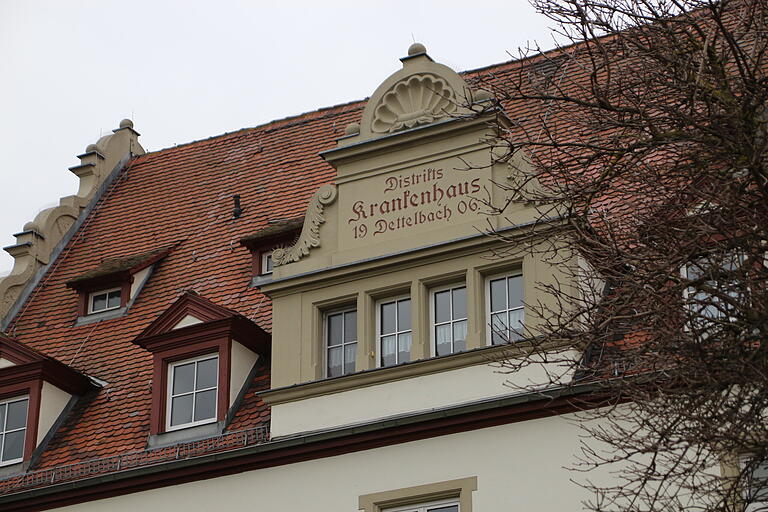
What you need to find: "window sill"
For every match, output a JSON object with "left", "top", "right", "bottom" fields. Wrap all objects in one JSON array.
[
  {"left": 261, "top": 340, "right": 563, "bottom": 406},
  {"left": 147, "top": 421, "right": 225, "bottom": 449},
  {"left": 250, "top": 274, "right": 274, "bottom": 287},
  {"left": 0, "top": 461, "right": 25, "bottom": 478},
  {"left": 74, "top": 306, "right": 127, "bottom": 326}
]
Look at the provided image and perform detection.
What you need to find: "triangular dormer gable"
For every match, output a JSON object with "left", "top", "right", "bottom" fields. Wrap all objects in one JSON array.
[{"left": 137, "top": 291, "right": 239, "bottom": 339}]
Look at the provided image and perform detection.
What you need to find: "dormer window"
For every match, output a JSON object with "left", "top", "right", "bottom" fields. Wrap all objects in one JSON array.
[
  {"left": 167, "top": 354, "right": 219, "bottom": 430},
  {"left": 0, "top": 396, "right": 28, "bottom": 466},
  {"left": 88, "top": 287, "right": 122, "bottom": 314},
  {"left": 261, "top": 252, "right": 274, "bottom": 276},
  {"left": 133, "top": 291, "right": 270, "bottom": 441},
  {"left": 239, "top": 218, "right": 303, "bottom": 285},
  {"left": 66, "top": 245, "right": 175, "bottom": 320}
]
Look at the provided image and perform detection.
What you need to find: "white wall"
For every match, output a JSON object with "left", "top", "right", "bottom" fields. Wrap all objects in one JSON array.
[
  {"left": 230, "top": 340, "right": 258, "bottom": 405},
  {"left": 49, "top": 412, "right": 615, "bottom": 512},
  {"left": 37, "top": 382, "right": 71, "bottom": 445}
]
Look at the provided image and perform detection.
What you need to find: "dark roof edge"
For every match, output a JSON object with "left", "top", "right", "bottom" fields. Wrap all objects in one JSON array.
[
  {"left": 0, "top": 382, "right": 610, "bottom": 509},
  {"left": 1, "top": 151, "right": 137, "bottom": 331}
]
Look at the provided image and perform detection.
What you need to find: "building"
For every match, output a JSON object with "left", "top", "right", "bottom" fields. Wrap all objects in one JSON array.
[{"left": 0, "top": 43, "right": 651, "bottom": 511}]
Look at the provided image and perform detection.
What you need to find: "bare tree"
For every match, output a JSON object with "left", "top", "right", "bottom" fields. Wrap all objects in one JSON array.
[{"left": 470, "top": 1, "right": 768, "bottom": 510}]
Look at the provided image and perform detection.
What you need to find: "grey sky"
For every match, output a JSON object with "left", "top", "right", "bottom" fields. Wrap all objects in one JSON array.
[{"left": 0, "top": 0, "right": 555, "bottom": 274}]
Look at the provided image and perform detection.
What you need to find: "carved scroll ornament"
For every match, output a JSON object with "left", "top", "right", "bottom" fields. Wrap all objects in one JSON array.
[{"left": 272, "top": 184, "right": 338, "bottom": 267}]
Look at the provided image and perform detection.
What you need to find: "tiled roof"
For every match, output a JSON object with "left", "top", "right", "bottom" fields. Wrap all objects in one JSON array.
[{"left": 0, "top": 55, "right": 560, "bottom": 485}]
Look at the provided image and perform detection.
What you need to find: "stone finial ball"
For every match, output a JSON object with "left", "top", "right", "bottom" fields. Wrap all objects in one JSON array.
[
  {"left": 344, "top": 122, "right": 360, "bottom": 136},
  {"left": 408, "top": 42, "right": 427, "bottom": 56},
  {"left": 119, "top": 119, "right": 134, "bottom": 129}
]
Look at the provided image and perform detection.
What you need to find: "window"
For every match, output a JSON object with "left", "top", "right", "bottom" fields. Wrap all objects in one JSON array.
[
  {"left": 743, "top": 456, "right": 768, "bottom": 512},
  {"left": 487, "top": 272, "right": 524, "bottom": 344},
  {"left": 87, "top": 287, "right": 122, "bottom": 314},
  {"left": 0, "top": 396, "right": 28, "bottom": 466},
  {"left": 261, "top": 251, "right": 274, "bottom": 276},
  {"left": 683, "top": 252, "right": 746, "bottom": 332},
  {"left": 167, "top": 354, "right": 218, "bottom": 431},
  {"left": 325, "top": 309, "right": 357, "bottom": 377},
  {"left": 378, "top": 297, "right": 411, "bottom": 367},
  {"left": 384, "top": 499, "right": 459, "bottom": 512},
  {"left": 431, "top": 284, "right": 467, "bottom": 356}
]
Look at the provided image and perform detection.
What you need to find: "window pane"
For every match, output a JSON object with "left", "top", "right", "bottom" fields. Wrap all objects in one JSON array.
[
  {"left": 92, "top": 293, "right": 107, "bottom": 312},
  {"left": 196, "top": 357, "right": 218, "bottom": 390},
  {"left": 170, "top": 395, "right": 193, "bottom": 426},
  {"left": 398, "top": 333, "right": 411, "bottom": 363},
  {"left": 453, "top": 320, "right": 467, "bottom": 345},
  {"left": 2, "top": 430, "right": 24, "bottom": 461},
  {"left": 508, "top": 275, "right": 523, "bottom": 308},
  {"left": 343, "top": 311, "right": 357, "bottom": 343},
  {"left": 328, "top": 313, "right": 343, "bottom": 346},
  {"left": 435, "top": 290, "right": 451, "bottom": 323},
  {"left": 491, "top": 312, "right": 507, "bottom": 345},
  {"left": 264, "top": 253, "right": 273, "bottom": 273},
  {"left": 454, "top": 336, "right": 466, "bottom": 353},
  {"left": 398, "top": 299, "right": 411, "bottom": 331},
  {"left": 343, "top": 343, "right": 356, "bottom": 375},
  {"left": 428, "top": 506, "right": 459, "bottom": 512},
  {"left": 452, "top": 286, "right": 467, "bottom": 320},
  {"left": 6, "top": 399, "right": 27, "bottom": 431},
  {"left": 172, "top": 363, "right": 195, "bottom": 395},
  {"left": 0, "top": 403, "right": 5, "bottom": 431},
  {"left": 193, "top": 389, "right": 216, "bottom": 422},
  {"left": 509, "top": 309, "right": 524, "bottom": 340},
  {"left": 436, "top": 324, "right": 452, "bottom": 356},
  {"left": 490, "top": 278, "right": 506, "bottom": 312},
  {"left": 381, "top": 302, "right": 396, "bottom": 334},
  {"left": 381, "top": 335, "right": 396, "bottom": 366},
  {"left": 327, "top": 346, "right": 343, "bottom": 377},
  {"left": 107, "top": 291, "right": 121, "bottom": 309}
]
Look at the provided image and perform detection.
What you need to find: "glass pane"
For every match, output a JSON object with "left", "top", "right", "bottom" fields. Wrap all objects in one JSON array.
[
  {"left": 343, "top": 311, "right": 357, "bottom": 343},
  {"left": 343, "top": 343, "right": 356, "bottom": 375},
  {"left": 490, "top": 278, "right": 506, "bottom": 312},
  {"left": 381, "top": 335, "right": 396, "bottom": 367},
  {"left": 172, "top": 363, "right": 195, "bottom": 395},
  {"left": 327, "top": 313, "right": 343, "bottom": 346},
  {"left": 107, "top": 291, "right": 121, "bottom": 309},
  {"left": 398, "top": 299, "right": 411, "bottom": 331},
  {"left": 491, "top": 312, "right": 507, "bottom": 345},
  {"left": 436, "top": 324, "right": 452, "bottom": 356},
  {"left": 435, "top": 290, "right": 451, "bottom": 323},
  {"left": 453, "top": 320, "right": 467, "bottom": 344},
  {"left": 381, "top": 302, "right": 396, "bottom": 335},
  {"left": 454, "top": 336, "right": 466, "bottom": 353},
  {"left": 193, "top": 389, "right": 216, "bottom": 422},
  {"left": 509, "top": 309, "right": 524, "bottom": 340},
  {"left": 508, "top": 275, "right": 523, "bottom": 308},
  {"left": 327, "top": 346, "right": 343, "bottom": 377},
  {"left": 196, "top": 357, "right": 218, "bottom": 390},
  {"left": 452, "top": 286, "right": 467, "bottom": 320},
  {"left": 92, "top": 293, "right": 107, "bottom": 312},
  {"left": 428, "top": 506, "right": 459, "bottom": 512},
  {"left": 6, "top": 399, "right": 27, "bottom": 431},
  {"left": 2, "top": 430, "right": 24, "bottom": 461},
  {"left": 264, "top": 253, "right": 273, "bottom": 273},
  {"left": 170, "top": 394, "right": 193, "bottom": 426},
  {"left": 0, "top": 403, "right": 6, "bottom": 431},
  {"left": 398, "top": 333, "right": 411, "bottom": 363}
]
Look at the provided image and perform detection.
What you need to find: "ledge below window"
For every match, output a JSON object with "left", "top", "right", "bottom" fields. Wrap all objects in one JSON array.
[
  {"left": 147, "top": 420, "right": 225, "bottom": 449},
  {"left": 261, "top": 341, "right": 565, "bottom": 406},
  {"left": 73, "top": 306, "right": 128, "bottom": 326}
]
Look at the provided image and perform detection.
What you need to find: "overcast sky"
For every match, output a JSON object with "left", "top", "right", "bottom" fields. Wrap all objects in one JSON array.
[{"left": 0, "top": 0, "right": 555, "bottom": 274}]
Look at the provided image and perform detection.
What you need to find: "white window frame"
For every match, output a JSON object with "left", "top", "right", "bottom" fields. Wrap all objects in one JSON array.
[
  {"left": 324, "top": 306, "right": 358, "bottom": 378},
  {"left": 166, "top": 353, "right": 219, "bottom": 432},
  {"left": 376, "top": 294, "right": 412, "bottom": 368},
  {"left": 681, "top": 252, "right": 748, "bottom": 332},
  {"left": 429, "top": 283, "right": 468, "bottom": 357},
  {"left": 0, "top": 395, "right": 28, "bottom": 467},
  {"left": 260, "top": 251, "right": 273, "bottom": 276},
  {"left": 485, "top": 271, "right": 524, "bottom": 346},
  {"left": 87, "top": 287, "right": 122, "bottom": 314},
  {"left": 383, "top": 498, "right": 460, "bottom": 512}
]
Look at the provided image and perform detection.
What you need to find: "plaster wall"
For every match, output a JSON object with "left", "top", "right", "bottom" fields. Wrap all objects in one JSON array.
[
  {"left": 173, "top": 315, "right": 202, "bottom": 329},
  {"left": 49, "top": 412, "right": 618, "bottom": 512},
  {"left": 0, "top": 358, "right": 14, "bottom": 369},
  {"left": 37, "top": 382, "right": 71, "bottom": 445},
  {"left": 129, "top": 266, "right": 152, "bottom": 300},
  {"left": 229, "top": 340, "right": 258, "bottom": 405},
  {"left": 270, "top": 359, "right": 574, "bottom": 437}
]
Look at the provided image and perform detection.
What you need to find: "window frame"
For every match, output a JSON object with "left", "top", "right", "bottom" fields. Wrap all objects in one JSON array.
[
  {"left": 383, "top": 498, "right": 460, "bottom": 512},
  {"left": 429, "top": 283, "right": 468, "bottom": 357},
  {"left": 87, "top": 287, "right": 123, "bottom": 315},
  {"left": 165, "top": 353, "right": 220, "bottom": 432},
  {"left": 484, "top": 270, "right": 524, "bottom": 346},
  {"left": 0, "top": 395, "right": 29, "bottom": 467},
  {"left": 323, "top": 306, "right": 358, "bottom": 378},
  {"left": 375, "top": 294, "right": 412, "bottom": 368},
  {"left": 260, "top": 251, "right": 274, "bottom": 276}
]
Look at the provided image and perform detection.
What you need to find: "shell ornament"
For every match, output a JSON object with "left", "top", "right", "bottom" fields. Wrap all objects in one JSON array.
[{"left": 371, "top": 74, "right": 456, "bottom": 133}]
